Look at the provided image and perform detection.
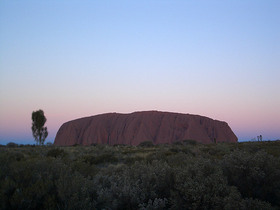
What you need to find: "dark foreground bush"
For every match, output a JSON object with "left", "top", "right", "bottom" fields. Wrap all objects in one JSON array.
[
  {"left": 6, "top": 142, "right": 18, "bottom": 148},
  {"left": 138, "top": 141, "right": 154, "bottom": 147},
  {"left": 183, "top": 139, "right": 197, "bottom": 145},
  {"left": 222, "top": 150, "right": 280, "bottom": 207},
  {"left": 47, "top": 148, "right": 67, "bottom": 158},
  {"left": 46, "top": 142, "right": 53, "bottom": 146},
  {"left": 82, "top": 153, "right": 118, "bottom": 165},
  {"left": 172, "top": 141, "right": 183, "bottom": 145},
  {"left": 0, "top": 141, "right": 279, "bottom": 209}
]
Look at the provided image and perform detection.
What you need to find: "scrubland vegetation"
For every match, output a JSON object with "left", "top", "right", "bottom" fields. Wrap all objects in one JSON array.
[{"left": 1, "top": 140, "right": 280, "bottom": 210}]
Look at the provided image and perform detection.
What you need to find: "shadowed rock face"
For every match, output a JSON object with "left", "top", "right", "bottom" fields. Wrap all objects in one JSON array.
[{"left": 54, "top": 111, "right": 238, "bottom": 146}]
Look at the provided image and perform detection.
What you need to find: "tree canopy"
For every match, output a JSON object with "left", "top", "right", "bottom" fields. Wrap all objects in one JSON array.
[{"left": 31, "top": 109, "right": 48, "bottom": 145}]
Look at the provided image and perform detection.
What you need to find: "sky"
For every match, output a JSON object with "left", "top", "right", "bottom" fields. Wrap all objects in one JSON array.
[{"left": 0, "top": 0, "right": 279, "bottom": 144}]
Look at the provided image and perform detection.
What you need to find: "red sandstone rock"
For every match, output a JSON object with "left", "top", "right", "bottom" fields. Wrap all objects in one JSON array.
[{"left": 54, "top": 111, "right": 238, "bottom": 146}]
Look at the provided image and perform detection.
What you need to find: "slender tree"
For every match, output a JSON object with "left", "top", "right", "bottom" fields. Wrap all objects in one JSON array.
[{"left": 31, "top": 109, "right": 48, "bottom": 145}]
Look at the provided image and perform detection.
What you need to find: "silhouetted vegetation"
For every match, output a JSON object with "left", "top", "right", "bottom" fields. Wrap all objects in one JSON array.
[
  {"left": 6, "top": 142, "right": 18, "bottom": 148},
  {"left": 31, "top": 109, "right": 48, "bottom": 145},
  {"left": 138, "top": 141, "right": 154, "bottom": 147},
  {"left": 0, "top": 141, "right": 279, "bottom": 209},
  {"left": 46, "top": 148, "right": 67, "bottom": 158}
]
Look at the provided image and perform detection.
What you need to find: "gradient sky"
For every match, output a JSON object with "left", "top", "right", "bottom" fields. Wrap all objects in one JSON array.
[{"left": 0, "top": 0, "right": 279, "bottom": 144}]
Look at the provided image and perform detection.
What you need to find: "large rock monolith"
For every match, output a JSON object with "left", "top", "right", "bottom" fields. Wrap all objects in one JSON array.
[{"left": 54, "top": 111, "right": 238, "bottom": 146}]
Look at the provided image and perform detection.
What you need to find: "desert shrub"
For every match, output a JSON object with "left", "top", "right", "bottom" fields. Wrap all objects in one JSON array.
[
  {"left": 201, "top": 143, "right": 232, "bottom": 159},
  {"left": 242, "top": 143, "right": 263, "bottom": 153},
  {"left": 131, "top": 161, "right": 175, "bottom": 199},
  {"left": 1, "top": 141, "right": 279, "bottom": 209},
  {"left": 46, "top": 148, "right": 67, "bottom": 158},
  {"left": 96, "top": 144, "right": 107, "bottom": 149},
  {"left": 144, "top": 149, "right": 181, "bottom": 164},
  {"left": 69, "top": 161, "right": 98, "bottom": 178},
  {"left": 82, "top": 153, "right": 118, "bottom": 165},
  {"left": 138, "top": 141, "right": 154, "bottom": 147},
  {"left": 222, "top": 150, "right": 280, "bottom": 207},
  {"left": 171, "top": 158, "right": 229, "bottom": 209},
  {"left": 222, "top": 187, "right": 272, "bottom": 210},
  {"left": 258, "top": 141, "right": 280, "bottom": 157},
  {"left": 0, "top": 150, "right": 11, "bottom": 180},
  {"left": 169, "top": 146, "right": 181, "bottom": 153},
  {"left": 0, "top": 150, "right": 100, "bottom": 210},
  {"left": 167, "top": 145, "right": 195, "bottom": 156},
  {"left": 170, "top": 157, "right": 273, "bottom": 209},
  {"left": 7, "top": 142, "right": 18, "bottom": 148},
  {"left": 113, "top": 143, "right": 126, "bottom": 147},
  {"left": 138, "top": 198, "right": 168, "bottom": 210},
  {"left": 23, "top": 144, "right": 35, "bottom": 147},
  {"left": 183, "top": 139, "right": 197, "bottom": 145},
  {"left": 11, "top": 151, "right": 25, "bottom": 162},
  {"left": 0, "top": 158, "right": 64, "bottom": 209},
  {"left": 56, "top": 170, "right": 96, "bottom": 210},
  {"left": 172, "top": 141, "right": 183, "bottom": 145},
  {"left": 181, "top": 147, "right": 195, "bottom": 156},
  {"left": 92, "top": 160, "right": 174, "bottom": 209},
  {"left": 240, "top": 198, "right": 273, "bottom": 210},
  {"left": 46, "top": 142, "right": 53, "bottom": 146},
  {"left": 0, "top": 150, "right": 25, "bottom": 163},
  {"left": 19, "top": 144, "right": 25, "bottom": 147},
  {"left": 124, "top": 155, "right": 145, "bottom": 165},
  {"left": 166, "top": 153, "right": 194, "bottom": 168}
]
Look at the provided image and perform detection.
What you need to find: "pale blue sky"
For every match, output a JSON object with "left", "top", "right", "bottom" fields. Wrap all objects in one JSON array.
[{"left": 0, "top": 0, "right": 279, "bottom": 144}]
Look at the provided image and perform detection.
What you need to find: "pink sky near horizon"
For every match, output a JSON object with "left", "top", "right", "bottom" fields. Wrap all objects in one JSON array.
[
  {"left": 0, "top": 0, "right": 279, "bottom": 144},
  {"left": 0, "top": 91, "right": 279, "bottom": 144}
]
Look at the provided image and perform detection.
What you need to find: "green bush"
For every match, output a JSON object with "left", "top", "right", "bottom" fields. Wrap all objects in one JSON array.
[
  {"left": 172, "top": 141, "right": 183, "bottom": 145},
  {"left": 222, "top": 150, "right": 280, "bottom": 207},
  {"left": 0, "top": 159, "right": 62, "bottom": 209},
  {"left": 1, "top": 141, "right": 279, "bottom": 209},
  {"left": 171, "top": 158, "right": 230, "bottom": 209},
  {"left": 7, "top": 142, "right": 18, "bottom": 148},
  {"left": 46, "top": 148, "right": 66, "bottom": 158},
  {"left": 46, "top": 142, "right": 53, "bottom": 146},
  {"left": 92, "top": 160, "right": 174, "bottom": 209},
  {"left": 183, "top": 139, "right": 197, "bottom": 145},
  {"left": 138, "top": 141, "right": 154, "bottom": 147},
  {"left": 82, "top": 153, "right": 118, "bottom": 165}
]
